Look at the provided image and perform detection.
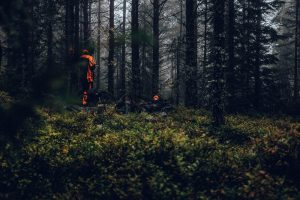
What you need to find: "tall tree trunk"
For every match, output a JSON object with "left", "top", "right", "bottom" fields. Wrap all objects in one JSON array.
[
  {"left": 294, "top": 0, "right": 300, "bottom": 101},
  {"left": 83, "top": 0, "right": 89, "bottom": 47},
  {"left": 152, "top": 0, "right": 160, "bottom": 96},
  {"left": 254, "top": 1, "right": 262, "bottom": 110},
  {"left": 141, "top": 38, "right": 147, "bottom": 97},
  {"left": 226, "top": 0, "right": 236, "bottom": 111},
  {"left": 0, "top": 39, "right": 2, "bottom": 68},
  {"left": 74, "top": 0, "right": 80, "bottom": 58},
  {"left": 241, "top": 0, "right": 251, "bottom": 107},
  {"left": 203, "top": 0, "right": 208, "bottom": 73},
  {"left": 201, "top": 0, "right": 208, "bottom": 106},
  {"left": 65, "top": 0, "right": 71, "bottom": 94},
  {"left": 120, "top": 0, "right": 126, "bottom": 96},
  {"left": 21, "top": 19, "right": 29, "bottom": 89},
  {"left": 69, "top": 0, "right": 75, "bottom": 61},
  {"left": 185, "top": 0, "right": 198, "bottom": 107},
  {"left": 176, "top": 0, "right": 183, "bottom": 105},
  {"left": 30, "top": 24, "right": 35, "bottom": 86},
  {"left": 97, "top": 0, "right": 102, "bottom": 89},
  {"left": 131, "top": 0, "right": 141, "bottom": 100},
  {"left": 88, "top": 0, "right": 92, "bottom": 31},
  {"left": 47, "top": 15, "right": 53, "bottom": 70},
  {"left": 171, "top": 42, "right": 176, "bottom": 103},
  {"left": 108, "top": 0, "right": 115, "bottom": 95},
  {"left": 176, "top": 37, "right": 181, "bottom": 105},
  {"left": 44, "top": 0, "right": 54, "bottom": 94},
  {"left": 176, "top": 0, "right": 184, "bottom": 105},
  {"left": 72, "top": 0, "right": 80, "bottom": 91},
  {"left": 69, "top": 0, "right": 75, "bottom": 93},
  {"left": 211, "top": 0, "right": 225, "bottom": 126}
]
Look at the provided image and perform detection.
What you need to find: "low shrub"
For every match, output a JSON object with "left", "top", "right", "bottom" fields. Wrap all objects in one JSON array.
[{"left": 0, "top": 107, "right": 299, "bottom": 199}]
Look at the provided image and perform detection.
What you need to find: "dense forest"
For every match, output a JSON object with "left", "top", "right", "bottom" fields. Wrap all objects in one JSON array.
[{"left": 0, "top": 0, "right": 300, "bottom": 199}]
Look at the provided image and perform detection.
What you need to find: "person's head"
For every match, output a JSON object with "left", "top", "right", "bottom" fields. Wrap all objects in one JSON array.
[
  {"left": 153, "top": 95, "right": 160, "bottom": 101},
  {"left": 82, "top": 49, "right": 89, "bottom": 55}
]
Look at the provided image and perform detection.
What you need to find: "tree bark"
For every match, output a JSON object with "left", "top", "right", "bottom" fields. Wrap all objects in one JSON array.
[
  {"left": 185, "top": 0, "right": 198, "bottom": 107},
  {"left": 201, "top": 0, "right": 208, "bottom": 106},
  {"left": 65, "top": 0, "right": 71, "bottom": 94},
  {"left": 120, "top": 0, "right": 126, "bottom": 96},
  {"left": 131, "top": 0, "right": 141, "bottom": 100},
  {"left": 226, "top": 0, "right": 236, "bottom": 111},
  {"left": 74, "top": 0, "right": 80, "bottom": 58},
  {"left": 83, "top": 0, "right": 89, "bottom": 48},
  {"left": 47, "top": 7, "right": 53, "bottom": 71},
  {"left": 97, "top": 0, "right": 102, "bottom": 90},
  {"left": 176, "top": 0, "right": 183, "bottom": 105},
  {"left": 108, "top": 0, "right": 115, "bottom": 95},
  {"left": 254, "top": 1, "right": 262, "bottom": 110},
  {"left": 241, "top": 0, "right": 251, "bottom": 106},
  {"left": 203, "top": 0, "right": 208, "bottom": 75},
  {"left": 0, "top": 39, "right": 2, "bottom": 68},
  {"left": 294, "top": 0, "right": 300, "bottom": 101},
  {"left": 211, "top": 0, "right": 225, "bottom": 126},
  {"left": 152, "top": 0, "right": 160, "bottom": 96}
]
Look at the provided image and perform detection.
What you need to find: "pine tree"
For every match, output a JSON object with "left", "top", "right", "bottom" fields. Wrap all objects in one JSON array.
[
  {"left": 185, "top": 0, "right": 198, "bottom": 107},
  {"left": 225, "top": 0, "right": 236, "bottom": 111},
  {"left": 108, "top": 0, "right": 115, "bottom": 95},
  {"left": 211, "top": 0, "right": 225, "bottom": 126},
  {"left": 131, "top": 0, "right": 141, "bottom": 100},
  {"left": 294, "top": 0, "right": 300, "bottom": 101},
  {"left": 120, "top": 0, "right": 127, "bottom": 97}
]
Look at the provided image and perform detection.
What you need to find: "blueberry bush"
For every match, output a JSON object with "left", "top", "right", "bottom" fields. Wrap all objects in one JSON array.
[{"left": 0, "top": 107, "right": 300, "bottom": 199}]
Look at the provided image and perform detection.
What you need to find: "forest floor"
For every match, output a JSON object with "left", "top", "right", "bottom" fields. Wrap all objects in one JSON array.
[{"left": 1, "top": 106, "right": 300, "bottom": 199}]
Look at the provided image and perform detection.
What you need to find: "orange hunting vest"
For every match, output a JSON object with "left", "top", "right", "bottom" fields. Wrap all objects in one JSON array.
[{"left": 80, "top": 54, "right": 96, "bottom": 83}]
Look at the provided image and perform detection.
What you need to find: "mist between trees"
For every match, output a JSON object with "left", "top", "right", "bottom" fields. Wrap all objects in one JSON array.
[{"left": 0, "top": 0, "right": 300, "bottom": 125}]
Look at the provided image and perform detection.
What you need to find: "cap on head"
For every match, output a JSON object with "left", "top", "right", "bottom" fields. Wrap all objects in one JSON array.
[
  {"left": 82, "top": 49, "right": 89, "bottom": 54},
  {"left": 153, "top": 95, "right": 160, "bottom": 101}
]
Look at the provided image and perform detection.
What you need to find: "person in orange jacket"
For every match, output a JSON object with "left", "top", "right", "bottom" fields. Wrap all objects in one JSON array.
[{"left": 79, "top": 49, "right": 96, "bottom": 106}]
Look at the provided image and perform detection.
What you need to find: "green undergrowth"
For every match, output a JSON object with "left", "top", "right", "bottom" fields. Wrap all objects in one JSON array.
[{"left": 0, "top": 106, "right": 300, "bottom": 199}]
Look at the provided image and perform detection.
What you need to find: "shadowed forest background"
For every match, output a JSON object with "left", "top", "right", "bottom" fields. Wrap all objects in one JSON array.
[{"left": 0, "top": 0, "right": 300, "bottom": 199}]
